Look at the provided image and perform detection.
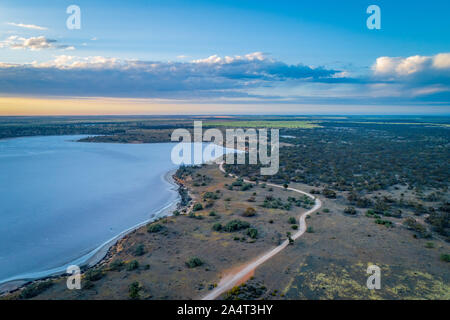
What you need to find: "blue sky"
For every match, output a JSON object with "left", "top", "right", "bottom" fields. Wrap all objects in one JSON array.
[{"left": 0, "top": 0, "right": 449, "bottom": 114}]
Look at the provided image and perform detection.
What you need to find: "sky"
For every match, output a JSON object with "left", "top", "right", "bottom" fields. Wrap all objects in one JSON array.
[{"left": 0, "top": 0, "right": 449, "bottom": 115}]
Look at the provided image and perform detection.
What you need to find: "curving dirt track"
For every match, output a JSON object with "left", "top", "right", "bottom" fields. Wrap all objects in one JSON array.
[{"left": 201, "top": 162, "right": 322, "bottom": 300}]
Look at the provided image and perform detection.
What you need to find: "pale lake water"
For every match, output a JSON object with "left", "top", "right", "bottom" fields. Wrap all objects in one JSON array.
[{"left": 0, "top": 135, "right": 233, "bottom": 284}]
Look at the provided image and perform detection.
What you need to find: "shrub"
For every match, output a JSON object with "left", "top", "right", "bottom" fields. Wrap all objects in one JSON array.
[
  {"left": 147, "top": 223, "right": 163, "bottom": 233},
  {"left": 173, "top": 210, "right": 180, "bottom": 216},
  {"left": 129, "top": 281, "right": 141, "bottom": 300},
  {"left": 84, "top": 269, "right": 104, "bottom": 282},
  {"left": 287, "top": 232, "right": 294, "bottom": 244},
  {"left": 19, "top": 280, "right": 53, "bottom": 299},
  {"left": 306, "top": 226, "right": 314, "bottom": 233},
  {"left": 322, "top": 188, "right": 336, "bottom": 198},
  {"left": 186, "top": 257, "right": 204, "bottom": 268},
  {"left": 403, "top": 217, "right": 431, "bottom": 238},
  {"left": 344, "top": 207, "right": 357, "bottom": 215},
  {"left": 425, "top": 242, "right": 435, "bottom": 249},
  {"left": 126, "top": 260, "right": 139, "bottom": 271},
  {"left": 440, "top": 254, "right": 450, "bottom": 262},
  {"left": 223, "top": 220, "right": 250, "bottom": 232},
  {"left": 133, "top": 244, "right": 146, "bottom": 256},
  {"left": 242, "top": 207, "right": 256, "bottom": 217},
  {"left": 203, "top": 192, "right": 219, "bottom": 200},
  {"left": 209, "top": 211, "right": 217, "bottom": 216},
  {"left": 232, "top": 178, "right": 244, "bottom": 187},
  {"left": 110, "top": 259, "right": 124, "bottom": 271},
  {"left": 288, "top": 217, "right": 296, "bottom": 224},
  {"left": 212, "top": 223, "right": 222, "bottom": 231},
  {"left": 205, "top": 200, "right": 214, "bottom": 208},
  {"left": 193, "top": 203, "right": 203, "bottom": 211},
  {"left": 323, "top": 208, "right": 330, "bottom": 213},
  {"left": 247, "top": 228, "right": 258, "bottom": 239},
  {"left": 366, "top": 209, "right": 376, "bottom": 217},
  {"left": 375, "top": 218, "right": 393, "bottom": 227},
  {"left": 291, "top": 225, "right": 298, "bottom": 230}
]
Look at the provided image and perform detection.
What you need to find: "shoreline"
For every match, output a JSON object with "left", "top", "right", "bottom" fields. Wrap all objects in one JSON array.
[{"left": 0, "top": 168, "right": 182, "bottom": 295}]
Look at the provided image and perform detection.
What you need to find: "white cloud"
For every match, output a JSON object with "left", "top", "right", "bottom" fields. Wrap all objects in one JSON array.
[
  {"left": 0, "top": 35, "right": 74, "bottom": 51},
  {"left": 192, "top": 52, "right": 267, "bottom": 64},
  {"left": 432, "top": 53, "right": 450, "bottom": 69},
  {"left": 373, "top": 53, "right": 450, "bottom": 76},
  {"left": 5, "top": 22, "right": 48, "bottom": 30}
]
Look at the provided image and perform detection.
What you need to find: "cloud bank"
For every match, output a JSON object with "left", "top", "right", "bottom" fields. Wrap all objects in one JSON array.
[{"left": 0, "top": 52, "right": 448, "bottom": 105}]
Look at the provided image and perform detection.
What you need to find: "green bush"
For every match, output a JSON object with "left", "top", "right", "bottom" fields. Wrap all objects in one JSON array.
[
  {"left": 322, "top": 189, "right": 336, "bottom": 198},
  {"left": 223, "top": 220, "right": 250, "bottom": 232},
  {"left": 366, "top": 209, "right": 376, "bottom": 217},
  {"left": 403, "top": 217, "right": 431, "bottom": 238},
  {"left": 186, "top": 257, "right": 204, "bottom": 268},
  {"left": 84, "top": 268, "right": 104, "bottom": 282},
  {"left": 288, "top": 217, "right": 296, "bottom": 224},
  {"left": 203, "top": 192, "right": 219, "bottom": 200},
  {"left": 209, "top": 211, "right": 217, "bottom": 216},
  {"left": 147, "top": 223, "right": 163, "bottom": 233},
  {"left": 193, "top": 203, "right": 203, "bottom": 211},
  {"left": 110, "top": 259, "right": 124, "bottom": 271},
  {"left": 232, "top": 178, "right": 244, "bottom": 187},
  {"left": 133, "top": 244, "right": 146, "bottom": 256},
  {"left": 425, "top": 242, "right": 435, "bottom": 248},
  {"left": 19, "top": 280, "right": 53, "bottom": 299},
  {"left": 375, "top": 218, "right": 393, "bottom": 227},
  {"left": 306, "top": 226, "right": 314, "bottom": 233},
  {"left": 212, "top": 223, "right": 222, "bottom": 231},
  {"left": 129, "top": 281, "right": 141, "bottom": 300},
  {"left": 126, "top": 260, "right": 139, "bottom": 271},
  {"left": 440, "top": 254, "right": 450, "bottom": 262},
  {"left": 291, "top": 225, "right": 298, "bottom": 230},
  {"left": 344, "top": 207, "right": 357, "bottom": 215},
  {"left": 247, "top": 228, "right": 258, "bottom": 239},
  {"left": 287, "top": 232, "right": 294, "bottom": 244}
]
